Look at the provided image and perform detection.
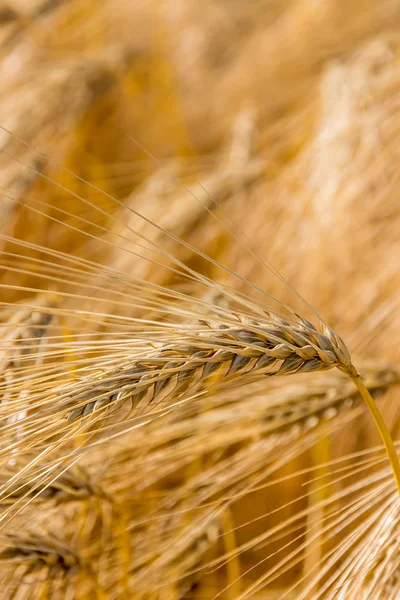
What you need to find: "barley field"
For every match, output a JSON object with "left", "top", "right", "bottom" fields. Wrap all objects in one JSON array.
[{"left": 1, "top": 1, "right": 400, "bottom": 598}]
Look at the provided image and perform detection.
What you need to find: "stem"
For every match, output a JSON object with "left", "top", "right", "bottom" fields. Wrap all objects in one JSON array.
[{"left": 352, "top": 373, "right": 400, "bottom": 495}]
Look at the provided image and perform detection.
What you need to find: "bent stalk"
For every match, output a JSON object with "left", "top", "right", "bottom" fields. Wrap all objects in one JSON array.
[{"left": 352, "top": 371, "right": 400, "bottom": 495}]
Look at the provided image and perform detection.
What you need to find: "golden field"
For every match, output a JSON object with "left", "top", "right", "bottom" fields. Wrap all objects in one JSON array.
[{"left": 0, "top": 1, "right": 400, "bottom": 598}]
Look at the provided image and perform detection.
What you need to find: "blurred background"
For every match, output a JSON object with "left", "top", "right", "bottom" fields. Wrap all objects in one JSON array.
[{"left": 1, "top": 0, "right": 400, "bottom": 598}]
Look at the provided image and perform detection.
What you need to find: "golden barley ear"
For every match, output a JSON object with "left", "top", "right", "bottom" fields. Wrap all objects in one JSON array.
[{"left": 58, "top": 314, "right": 400, "bottom": 498}]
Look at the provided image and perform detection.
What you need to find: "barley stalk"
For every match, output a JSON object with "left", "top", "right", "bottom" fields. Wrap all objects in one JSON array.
[{"left": 352, "top": 375, "right": 400, "bottom": 494}]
